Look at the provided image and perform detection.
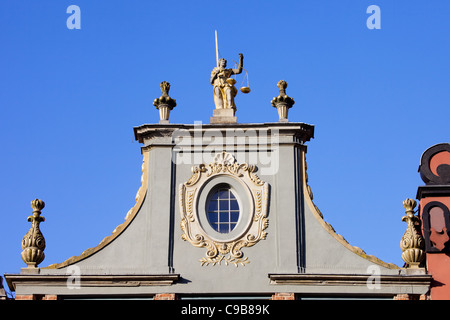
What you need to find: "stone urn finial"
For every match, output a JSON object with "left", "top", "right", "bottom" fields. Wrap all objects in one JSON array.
[
  {"left": 271, "top": 80, "right": 295, "bottom": 122},
  {"left": 153, "top": 81, "right": 177, "bottom": 124},
  {"left": 21, "top": 199, "right": 46, "bottom": 269},
  {"left": 400, "top": 198, "right": 425, "bottom": 268}
]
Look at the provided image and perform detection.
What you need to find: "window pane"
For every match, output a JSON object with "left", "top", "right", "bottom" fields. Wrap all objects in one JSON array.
[
  {"left": 219, "top": 224, "right": 229, "bottom": 233},
  {"left": 219, "top": 200, "right": 229, "bottom": 210},
  {"left": 206, "top": 186, "right": 240, "bottom": 234},
  {"left": 208, "top": 211, "right": 218, "bottom": 223},
  {"left": 219, "top": 211, "right": 229, "bottom": 223},
  {"left": 208, "top": 200, "right": 218, "bottom": 211},
  {"left": 230, "top": 211, "right": 239, "bottom": 223},
  {"left": 218, "top": 189, "right": 229, "bottom": 199},
  {"left": 230, "top": 200, "right": 239, "bottom": 211}
]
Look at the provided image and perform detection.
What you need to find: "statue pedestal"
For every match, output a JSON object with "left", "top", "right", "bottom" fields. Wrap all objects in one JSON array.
[
  {"left": 210, "top": 108, "right": 237, "bottom": 124},
  {"left": 21, "top": 267, "right": 39, "bottom": 274}
]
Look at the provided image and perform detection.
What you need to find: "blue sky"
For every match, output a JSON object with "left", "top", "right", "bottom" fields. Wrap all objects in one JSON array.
[{"left": 1, "top": 0, "right": 449, "bottom": 293}]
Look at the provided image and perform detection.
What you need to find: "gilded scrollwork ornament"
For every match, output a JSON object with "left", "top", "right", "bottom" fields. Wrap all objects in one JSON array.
[{"left": 179, "top": 152, "right": 269, "bottom": 267}]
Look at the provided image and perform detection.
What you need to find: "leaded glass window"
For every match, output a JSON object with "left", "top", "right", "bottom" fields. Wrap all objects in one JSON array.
[{"left": 207, "top": 186, "right": 240, "bottom": 233}]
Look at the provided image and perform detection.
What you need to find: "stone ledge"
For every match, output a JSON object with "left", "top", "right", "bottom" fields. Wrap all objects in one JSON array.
[
  {"left": 416, "top": 185, "right": 450, "bottom": 199},
  {"left": 268, "top": 273, "right": 432, "bottom": 292},
  {"left": 5, "top": 274, "right": 180, "bottom": 292},
  {"left": 134, "top": 122, "right": 315, "bottom": 144}
]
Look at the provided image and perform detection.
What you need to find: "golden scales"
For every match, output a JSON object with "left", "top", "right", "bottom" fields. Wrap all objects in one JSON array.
[
  {"left": 239, "top": 70, "right": 251, "bottom": 93},
  {"left": 225, "top": 72, "right": 250, "bottom": 94}
]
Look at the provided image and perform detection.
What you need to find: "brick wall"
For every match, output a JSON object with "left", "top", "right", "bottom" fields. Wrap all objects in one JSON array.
[
  {"left": 154, "top": 293, "right": 176, "bottom": 300},
  {"left": 272, "top": 292, "right": 295, "bottom": 300},
  {"left": 393, "top": 294, "right": 428, "bottom": 300},
  {"left": 15, "top": 294, "right": 58, "bottom": 300},
  {"left": 15, "top": 295, "right": 35, "bottom": 300}
]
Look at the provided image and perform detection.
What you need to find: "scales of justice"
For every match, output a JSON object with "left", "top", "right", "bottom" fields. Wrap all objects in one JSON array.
[{"left": 210, "top": 30, "right": 250, "bottom": 124}]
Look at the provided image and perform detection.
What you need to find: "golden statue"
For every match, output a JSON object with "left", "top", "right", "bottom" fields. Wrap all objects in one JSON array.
[{"left": 210, "top": 53, "right": 243, "bottom": 110}]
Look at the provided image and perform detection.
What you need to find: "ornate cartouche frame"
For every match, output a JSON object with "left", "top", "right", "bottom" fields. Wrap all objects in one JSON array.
[{"left": 179, "top": 152, "right": 269, "bottom": 267}]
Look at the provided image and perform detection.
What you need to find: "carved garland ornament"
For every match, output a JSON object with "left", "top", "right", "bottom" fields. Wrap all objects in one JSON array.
[{"left": 179, "top": 152, "right": 269, "bottom": 267}]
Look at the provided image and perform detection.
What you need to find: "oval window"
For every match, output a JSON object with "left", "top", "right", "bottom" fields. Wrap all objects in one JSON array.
[{"left": 206, "top": 185, "right": 240, "bottom": 233}]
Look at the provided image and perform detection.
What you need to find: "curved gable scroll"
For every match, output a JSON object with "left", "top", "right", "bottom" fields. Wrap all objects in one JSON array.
[
  {"left": 301, "top": 150, "right": 398, "bottom": 270},
  {"left": 44, "top": 150, "right": 149, "bottom": 269}
]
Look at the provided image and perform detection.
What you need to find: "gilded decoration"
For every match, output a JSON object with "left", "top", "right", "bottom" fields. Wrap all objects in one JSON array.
[
  {"left": 179, "top": 152, "right": 269, "bottom": 267},
  {"left": 400, "top": 198, "right": 425, "bottom": 268},
  {"left": 211, "top": 54, "right": 243, "bottom": 110},
  {"left": 153, "top": 81, "right": 176, "bottom": 124},
  {"left": 21, "top": 199, "right": 46, "bottom": 268},
  {"left": 271, "top": 80, "right": 295, "bottom": 122}
]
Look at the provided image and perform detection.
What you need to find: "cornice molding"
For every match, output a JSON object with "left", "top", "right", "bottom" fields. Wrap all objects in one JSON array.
[
  {"left": 268, "top": 273, "right": 431, "bottom": 287},
  {"left": 416, "top": 185, "right": 450, "bottom": 199},
  {"left": 133, "top": 122, "right": 314, "bottom": 145},
  {"left": 5, "top": 274, "right": 179, "bottom": 291}
]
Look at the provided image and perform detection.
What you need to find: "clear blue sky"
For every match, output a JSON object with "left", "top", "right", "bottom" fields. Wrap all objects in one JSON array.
[{"left": 1, "top": 0, "right": 449, "bottom": 293}]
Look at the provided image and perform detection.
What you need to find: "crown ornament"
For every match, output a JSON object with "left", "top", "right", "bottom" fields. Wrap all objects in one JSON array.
[
  {"left": 271, "top": 80, "right": 295, "bottom": 122},
  {"left": 153, "top": 81, "right": 177, "bottom": 124}
]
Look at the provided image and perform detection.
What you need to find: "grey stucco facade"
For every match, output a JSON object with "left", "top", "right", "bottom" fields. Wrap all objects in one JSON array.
[{"left": 6, "top": 122, "right": 431, "bottom": 299}]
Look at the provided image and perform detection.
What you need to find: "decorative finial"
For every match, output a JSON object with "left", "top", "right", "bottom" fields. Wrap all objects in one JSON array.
[
  {"left": 153, "top": 81, "right": 176, "bottom": 124},
  {"left": 21, "top": 199, "right": 46, "bottom": 269},
  {"left": 271, "top": 80, "right": 295, "bottom": 122},
  {"left": 400, "top": 198, "right": 425, "bottom": 268}
]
